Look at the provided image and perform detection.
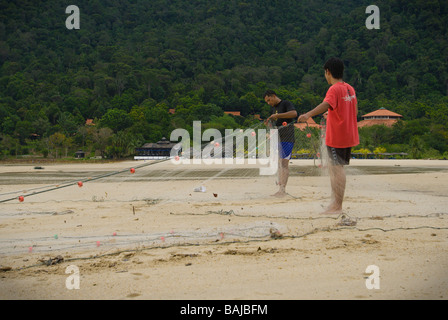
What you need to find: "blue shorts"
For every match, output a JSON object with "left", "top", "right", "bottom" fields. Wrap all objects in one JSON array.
[{"left": 280, "top": 142, "right": 294, "bottom": 160}]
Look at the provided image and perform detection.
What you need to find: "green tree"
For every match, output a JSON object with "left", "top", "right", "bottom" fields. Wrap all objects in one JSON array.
[
  {"left": 0, "top": 0, "right": 447, "bottom": 160},
  {"left": 100, "top": 108, "right": 132, "bottom": 132},
  {"left": 93, "top": 127, "right": 113, "bottom": 158},
  {"left": 0, "top": 134, "right": 20, "bottom": 157},
  {"left": 106, "top": 130, "right": 142, "bottom": 159},
  {"left": 409, "top": 136, "right": 425, "bottom": 159},
  {"left": 47, "top": 132, "right": 67, "bottom": 158}
]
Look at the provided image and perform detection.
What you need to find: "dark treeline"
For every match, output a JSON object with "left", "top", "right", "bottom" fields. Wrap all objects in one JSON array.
[{"left": 0, "top": 0, "right": 447, "bottom": 159}]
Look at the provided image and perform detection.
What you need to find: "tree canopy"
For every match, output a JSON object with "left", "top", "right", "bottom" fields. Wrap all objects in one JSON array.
[{"left": 1, "top": 0, "right": 447, "bottom": 159}]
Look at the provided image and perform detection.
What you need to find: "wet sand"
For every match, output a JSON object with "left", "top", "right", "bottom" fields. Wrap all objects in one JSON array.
[{"left": 0, "top": 159, "right": 447, "bottom": 300}]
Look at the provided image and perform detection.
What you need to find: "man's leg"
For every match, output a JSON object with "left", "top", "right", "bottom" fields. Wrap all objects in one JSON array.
[
  {"left": 279, "top": 159, "right": 289, "bottom": 195},
  {"left": 272, "top": 141, "right": 293, "bottom": 197},
  {"left": 273, "top": 158, "right": 289, "bottom": 197},
  {"left": 321, "top": 164, "right": 345, "bottom": 214}
]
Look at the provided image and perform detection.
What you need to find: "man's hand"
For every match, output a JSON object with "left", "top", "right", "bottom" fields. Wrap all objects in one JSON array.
[
  {"left": 264, "top": 114, "right": 277, "bottom": 126},
  {"left": 297, "top": 113, "right": 310, "bottom": 123},
  {"left": 298, "top": 102, "right": 330, "bottom": 123}
]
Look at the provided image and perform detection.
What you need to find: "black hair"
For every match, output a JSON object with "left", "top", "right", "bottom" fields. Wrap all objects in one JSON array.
[
  {"left": 263, "top": 90, "right": 277, "bottom": 98},
  {"left": 324, "top": 57, "right": 344, "bottom": 79}
]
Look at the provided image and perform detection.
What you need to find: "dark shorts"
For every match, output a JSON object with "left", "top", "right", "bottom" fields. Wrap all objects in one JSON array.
[{"left": 327, "top": 146, "right": 352, "bottom": 165}]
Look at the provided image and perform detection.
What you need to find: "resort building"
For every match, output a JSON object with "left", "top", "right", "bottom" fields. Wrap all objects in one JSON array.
[
  {"left": 134, "top": 137, "right": 178, "bottom": 160},
  {"left": 358, "top": 108, "right": 403, "bottom": 128}
]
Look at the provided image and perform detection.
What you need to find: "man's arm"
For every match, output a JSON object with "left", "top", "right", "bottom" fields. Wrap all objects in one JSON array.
[
  {"left": 267, "top": 110, "right": 298, "bottom": 122},
  {"left": 297, "top": 101, "right": 331, "bottom": 123}
]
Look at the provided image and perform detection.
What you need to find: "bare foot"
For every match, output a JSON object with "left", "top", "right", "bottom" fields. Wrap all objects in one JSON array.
[
  {"left": 271, "top": 190, "right": 287, "bottom": 198},
  {"left": 320, "top": 205, "right": 343, "bottom": 215}
]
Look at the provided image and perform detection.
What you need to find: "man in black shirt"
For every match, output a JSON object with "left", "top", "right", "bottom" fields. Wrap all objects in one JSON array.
[{"left": 263, "top": 90, "right": 298, "bottom": 197}]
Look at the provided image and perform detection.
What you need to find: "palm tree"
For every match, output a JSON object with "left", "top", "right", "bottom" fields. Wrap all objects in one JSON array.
[{"left": 409, "top": 136, "right": 424, "bottom": 159}]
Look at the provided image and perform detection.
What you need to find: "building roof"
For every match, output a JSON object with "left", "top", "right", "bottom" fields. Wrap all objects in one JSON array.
[
  {"left": 140, "top": 137, "right": 176, "bottom": 149},
  {"left": 358, "top": 108, "right": 403, "bottom": 128},
  {"left": 224, "top": 111, "right": 241, "bottom": 116},
  {"left": 362, "top": 108, "right": 403, "bottom": 119},
  {"left": 294, "top": 117, "right": 321, "bottom": 131}
]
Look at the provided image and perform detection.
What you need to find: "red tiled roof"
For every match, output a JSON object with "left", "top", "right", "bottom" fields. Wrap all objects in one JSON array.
[
  {"left": 295, "top": 117, "right": 321, "bottom": 131},
  {"left": 225, "top": 111, "right": 241, "bottom": 116},
  {"left": 169, "top": 108, "right": 175, "bottom": 114},
  {"left": 362, "top": 108, "right": 402, "bottom": 119},
  {"left": 85, "top": 119, "right": 95, "bottom": 125}
]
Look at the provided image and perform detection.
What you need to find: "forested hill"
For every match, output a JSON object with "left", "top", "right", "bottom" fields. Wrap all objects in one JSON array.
[{"left": 1, "top": 0, "right": 448, "bottom": 158}]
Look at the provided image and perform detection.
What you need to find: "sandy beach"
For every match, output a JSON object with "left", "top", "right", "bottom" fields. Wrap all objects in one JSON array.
[{"left": 0, "top": 159, "right": 447, "bottom": 300}]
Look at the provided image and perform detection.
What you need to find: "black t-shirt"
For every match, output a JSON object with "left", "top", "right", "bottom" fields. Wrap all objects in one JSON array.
[{"left": 270, "top": 100, "right": 296, "bottom": 143}]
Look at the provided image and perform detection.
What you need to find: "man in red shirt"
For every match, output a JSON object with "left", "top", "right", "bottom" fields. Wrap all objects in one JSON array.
[{"left": 298, "top": 57, "right": 359, "bottom": 214}]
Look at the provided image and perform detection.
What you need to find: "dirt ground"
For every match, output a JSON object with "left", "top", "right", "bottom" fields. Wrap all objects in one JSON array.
[{"left": 0, "top": 159, "right": 447, "bottom": 300}]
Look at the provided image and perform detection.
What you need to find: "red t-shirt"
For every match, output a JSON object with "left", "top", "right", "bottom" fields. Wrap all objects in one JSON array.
[{"left": 323, "top": 82, "right": 359, "bottom": 148}]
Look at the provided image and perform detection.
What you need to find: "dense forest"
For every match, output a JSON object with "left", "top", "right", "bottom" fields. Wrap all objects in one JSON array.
[{"left": 0, "top": 0, "right": 447, "bottom": 159}]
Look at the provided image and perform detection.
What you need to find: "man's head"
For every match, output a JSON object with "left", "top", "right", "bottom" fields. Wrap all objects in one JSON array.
[
  {"left": 324, "top": 57, "right": 344, "bottom": 83},
  {"left": 263, "top": 90, "right": 281, "bottom": 107}
]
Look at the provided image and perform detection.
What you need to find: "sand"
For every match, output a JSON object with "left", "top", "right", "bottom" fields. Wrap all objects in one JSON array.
[{"left": 0, "top": 159, "right": 447, "bottom": 300}]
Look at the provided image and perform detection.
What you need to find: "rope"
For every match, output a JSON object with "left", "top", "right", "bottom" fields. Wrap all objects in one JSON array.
[
  {"left": 171, "top": 209, "right": 448, "bottom": 222},
  {"left": 0, "top": 158, "right": 169, "bottom": 203}
]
